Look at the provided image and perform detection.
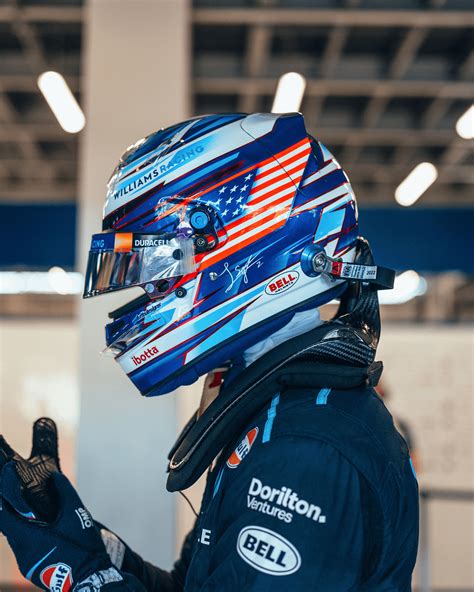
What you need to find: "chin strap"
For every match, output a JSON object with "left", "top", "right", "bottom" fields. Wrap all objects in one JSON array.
[{"left": 311, "top": 250, "right": 395, "bottom": 290}]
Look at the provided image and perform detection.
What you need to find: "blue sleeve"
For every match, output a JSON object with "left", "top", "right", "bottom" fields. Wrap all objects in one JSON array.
[{"left": 202, "top": 436, "right": 366, "bottom": 591}]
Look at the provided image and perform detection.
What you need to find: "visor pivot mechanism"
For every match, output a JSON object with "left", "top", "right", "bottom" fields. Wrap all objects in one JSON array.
[{"left": 190, "top": 209, "right": 211, "bottom": 231}]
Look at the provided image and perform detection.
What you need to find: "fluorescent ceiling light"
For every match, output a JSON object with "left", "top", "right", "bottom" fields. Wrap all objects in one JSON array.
[
  {"left": 455, "top": 104, "right": 474, "bottom": 140},
  {"left": 394, "top": 162, "right": 438, "bottom": 207},
  {"left": 272, "top": 72, "right": 306, "bottom": 114},
  {"left": 379, "top": 270, "right": 427, "bottom": 305},
  {"left": 0, "top": 270, "right": 84, "bottom": 295},
  {"left": 37, "top": 71, "right": 85, "bottom": 134}
]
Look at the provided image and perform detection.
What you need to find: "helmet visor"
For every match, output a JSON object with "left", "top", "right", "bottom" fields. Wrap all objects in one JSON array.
[{"left": 83, "top": 231, "right": 194, "bottom": 298}]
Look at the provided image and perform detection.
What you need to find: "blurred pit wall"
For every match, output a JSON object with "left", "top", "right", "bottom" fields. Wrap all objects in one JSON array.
[
  {"left": 377, "top": 326, "right": 474, "bottom": 590},
  {"left": 76, "top": 0, "right": 191, "bottom": 568}
]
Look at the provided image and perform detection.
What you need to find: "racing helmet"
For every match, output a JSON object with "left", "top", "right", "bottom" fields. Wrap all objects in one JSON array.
[{"left": 84, "top": 112, "right": 390, "bottom": 397}]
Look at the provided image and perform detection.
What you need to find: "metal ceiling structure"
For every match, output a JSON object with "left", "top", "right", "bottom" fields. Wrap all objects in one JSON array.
[
  {"left": 0, "top": 0, "right": 473, "bottom": 205},
  {"left": 0, "top": 0, "right": 472, "bottom": 320}
]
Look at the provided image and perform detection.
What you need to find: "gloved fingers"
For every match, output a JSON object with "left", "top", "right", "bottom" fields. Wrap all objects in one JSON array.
[
  {"left": 50, "top": 472, "right": 85, "bottom": 513},
  {"left": 0, "top": 435, "right": 22, "bottom": 469},
  {"left": 30, "top": 418, "right": 60, "bottom": 469},
  {"left": 0, "top": 463, "right": 38, "bottom": 524}
]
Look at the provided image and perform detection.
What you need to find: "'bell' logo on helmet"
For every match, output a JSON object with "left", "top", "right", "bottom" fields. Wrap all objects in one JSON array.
[
  {"left": 227, "top": 427, "right": 259, "bottom": 468},
  {"left": 265, "top": 271, "right": 299, "bottom": 295}
]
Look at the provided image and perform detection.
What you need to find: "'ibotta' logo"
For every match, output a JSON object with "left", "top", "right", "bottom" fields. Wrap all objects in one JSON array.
[
  {"left": 237, "top": 526, "right": 301, "bottom": 576},
  {"left": 131, "top": 345, "right": 159, "bottom": 367},
  {"left": 265, "top": 271, "right": 299, "bottom": 296}
]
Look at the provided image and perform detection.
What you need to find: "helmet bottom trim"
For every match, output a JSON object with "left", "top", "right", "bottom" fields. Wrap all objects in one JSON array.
[{"left": 139, "top": 281, "right": 348, "bottom": 397}]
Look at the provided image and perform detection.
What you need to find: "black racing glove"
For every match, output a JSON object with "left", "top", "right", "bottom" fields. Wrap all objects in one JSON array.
[
  {"left": 0, "top": 417, "right": 61, "bottom": 522},
  {"left": 0, "top": 462, "right": 123, "bottom": 590},
  {"left": 0, "top": 419, "right": 127, "bottom": 591}
]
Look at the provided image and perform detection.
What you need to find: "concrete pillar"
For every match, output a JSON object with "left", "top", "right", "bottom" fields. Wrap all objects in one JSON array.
[{"left": 77, "top": 0, "right": 190, "bottom": 568}]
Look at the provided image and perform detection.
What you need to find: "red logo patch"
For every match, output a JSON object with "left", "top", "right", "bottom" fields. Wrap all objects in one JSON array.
[
  {"left": 227, "top": 427, "right": 259, "bottom": 469},
  {"left": 40, "top": 563, "right": 73, "bottom": 592},
  {"left": 265, "top": 271, "right": 299, "bottom": 295}
]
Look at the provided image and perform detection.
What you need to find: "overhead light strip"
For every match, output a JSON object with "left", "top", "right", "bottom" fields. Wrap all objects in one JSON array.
[
  {"left": 455, "top": 104, "right": 474, "bottom": 140},
  {"left": 272, "top": 72, "right": 306, "bottom": 114},
  {"left": 394, "top": 162, "right": 438, "bottom": 207},
  {"left": 38, "top": 71, "right": 85, "bottom": 134}
]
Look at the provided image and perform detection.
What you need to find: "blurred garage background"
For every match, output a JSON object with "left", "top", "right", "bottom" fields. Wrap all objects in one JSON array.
[{"left": 0, "top": 0, "right": 473, "bottom": 590}]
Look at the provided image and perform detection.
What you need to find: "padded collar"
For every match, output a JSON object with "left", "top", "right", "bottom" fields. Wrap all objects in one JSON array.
[{"left": 167, "top": 321, "right": 382, "bottom": 492}]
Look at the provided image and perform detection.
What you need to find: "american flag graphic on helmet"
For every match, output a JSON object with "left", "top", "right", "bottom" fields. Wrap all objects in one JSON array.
[{"left": 199, "top": 138, "right": 311, "bottom": 269}]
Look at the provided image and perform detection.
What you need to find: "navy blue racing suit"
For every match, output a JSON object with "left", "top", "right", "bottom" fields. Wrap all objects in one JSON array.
[{"left": 112, "top": 384, "right": 419, "bottom": 591}]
